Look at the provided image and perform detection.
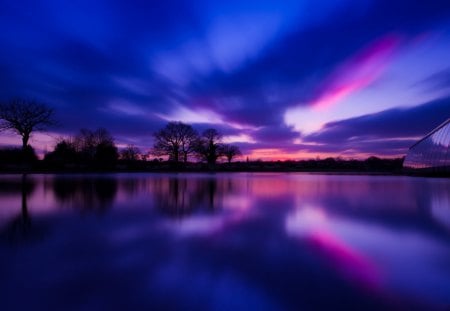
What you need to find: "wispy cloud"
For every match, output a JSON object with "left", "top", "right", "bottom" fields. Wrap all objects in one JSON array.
[{"left": 1, "top": 0, "right": 450, "bottom": 157}]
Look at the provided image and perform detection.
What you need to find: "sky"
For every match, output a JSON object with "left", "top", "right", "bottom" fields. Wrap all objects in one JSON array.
[{"left": 1, "top": 0, "right": 450, "bottom": 160}]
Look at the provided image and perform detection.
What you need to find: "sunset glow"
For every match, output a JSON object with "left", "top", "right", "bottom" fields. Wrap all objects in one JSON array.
[{"left": 0, "top": 1, "right": 450, "bottom": 159}]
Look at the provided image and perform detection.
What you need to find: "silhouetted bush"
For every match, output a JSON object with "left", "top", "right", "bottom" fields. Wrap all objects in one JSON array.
[
  {"left": 44, "top": 128, "right": 118, "bottom": 170},
  {"left": 44, "top": 140, "right": 79, "bottom": 168},
  {"left": 0, "top": 146, "right": 38, "bottom": 168}
]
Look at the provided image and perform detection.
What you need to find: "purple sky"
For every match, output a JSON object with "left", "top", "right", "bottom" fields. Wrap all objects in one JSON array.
[{"left": 1, "top": 0, "right": 450, "bottom": 159}]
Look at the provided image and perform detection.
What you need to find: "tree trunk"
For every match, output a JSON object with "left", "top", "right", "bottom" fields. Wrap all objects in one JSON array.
[
  {"left": 173, "top": 148, "right": 179, "bottom": 164},
  {"left": 22, "top": 133, "right": 30, "bottom": 150}
]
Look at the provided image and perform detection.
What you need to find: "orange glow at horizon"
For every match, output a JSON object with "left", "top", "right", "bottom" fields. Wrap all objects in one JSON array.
[
  {"left": 245, "top": 148, "right": 403, "bottom": 161},
  {"left": 245, "top": 148, "right": 339, "bottom": 161}
]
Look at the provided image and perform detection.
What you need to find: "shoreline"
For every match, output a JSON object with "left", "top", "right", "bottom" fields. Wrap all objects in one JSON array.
[{"left": 1, "top": 169, "right": 447, "bottom": 178}]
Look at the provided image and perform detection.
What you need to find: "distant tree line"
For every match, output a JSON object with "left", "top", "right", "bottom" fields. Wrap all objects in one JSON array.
[
  {"left": 44, "top": 128, "right": 119, "bottom": 169},
  {"left": 41, "top": 122, "right": 242, "bottom": 170},
  {"left": 0, "top": 98, "right": 405, "bottom": 173}
]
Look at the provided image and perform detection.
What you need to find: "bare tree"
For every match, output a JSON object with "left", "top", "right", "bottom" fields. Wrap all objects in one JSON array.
[
  {"left": 45, "top": 128, "right": 118, "bottom": 167},
  {"left": 120, "top": 145, "right": 141, "bottom": 161},
  {"left": 221, "top": 144, "right": 242, "bottom": 163},
  {"left": 0, "top": 98, "right": 55, "bottom": 150},
  {"left": 153, "top": 122, "right": 198, "bottom": 164},
  {"left": 195, "top": 128, "right": 223, "bottom": 166},
  {"left": 73, "top": 128, "right": 118, "bottom": 164}
]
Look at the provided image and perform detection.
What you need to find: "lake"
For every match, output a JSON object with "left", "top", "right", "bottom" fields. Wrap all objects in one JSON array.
[{"left": 0, "top": 173, "right": 449, "bottom": 310}]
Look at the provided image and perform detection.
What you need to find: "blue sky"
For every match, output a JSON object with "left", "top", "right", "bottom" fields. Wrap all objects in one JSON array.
[{"left": 1, "top": 0, "right": 450, "bottom": 159}]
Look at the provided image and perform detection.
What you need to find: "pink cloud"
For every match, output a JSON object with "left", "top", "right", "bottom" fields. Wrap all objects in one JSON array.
[{"left": 312, "top": 34, "right": 401, "bottom": 110}]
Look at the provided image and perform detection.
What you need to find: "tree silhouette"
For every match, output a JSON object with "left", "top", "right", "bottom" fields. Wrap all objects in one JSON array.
[
  {"left": 45, "top": 128, "right": 118, "bottom": 168},
  {"left": 73, "top": 128, "right": 118, "bottom": 166},
  {"left": 153, "top": 122, "right": 198, "bottom": 164},
  {"left": 0, "top": 98, "right": 55, "bottom": 150},
  {"left": 196, "top": 128, "right": 223, "bottom": 166},
  {"left": 221, "top": 144, "right": 242, "bottom": 163},
  {"left": 44, "top": 138, "right": 78, "bottom": 166},
  {"left": 120, "top": 145, "right": 141, "bottom": 161}
]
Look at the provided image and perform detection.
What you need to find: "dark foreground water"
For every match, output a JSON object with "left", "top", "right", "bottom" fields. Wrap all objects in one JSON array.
[{"left": 0, "top": 173, "right": 449, "bottom": 311}]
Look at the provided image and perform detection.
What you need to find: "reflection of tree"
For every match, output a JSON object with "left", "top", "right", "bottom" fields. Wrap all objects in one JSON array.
[
  {"left": 153, "top": 177, "right": 225, "bottom": 218},
  {"left": 1, "top": 174, "right": 35, "bottom": 244},
  {"left": 117, "top": 177, "right": 151, "bottom": 198},
  {"left": 52, "top": 176, "right": 118, "bottom": 212},
  {"left": 0, "top": 174, "right": 34, "bottom": 195}
]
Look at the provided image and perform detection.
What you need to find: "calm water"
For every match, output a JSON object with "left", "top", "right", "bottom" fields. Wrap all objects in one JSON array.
[{"left": 0, "top": 173, "right": 449, "bottom": 311}]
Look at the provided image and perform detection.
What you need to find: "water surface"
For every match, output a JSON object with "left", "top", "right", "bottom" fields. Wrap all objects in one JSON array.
[{"left": 1, "top": 173, "right": 449, "bottom": 310}]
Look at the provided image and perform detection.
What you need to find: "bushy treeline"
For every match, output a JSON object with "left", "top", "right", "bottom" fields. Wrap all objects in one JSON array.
[
  {"left": 233, "top": 156, "right": 404, "bottom": 172},
  {"left": 40, "top": 122, "right": 242, "bottom": 170},
  {"left": 0, "top": 98, "right": 406, "bottom": 173},
  {"left": 0, "top": 146, "right": 404, "bottom": 173},
  {"left": 44, "top": 128, "right": 119, "bottom": 169},
  {"left": 0, "top": 120, "right": 403, "bottom": 173},
  {"left": 0, "top": 146, "right": 38, "bottom": 168}
]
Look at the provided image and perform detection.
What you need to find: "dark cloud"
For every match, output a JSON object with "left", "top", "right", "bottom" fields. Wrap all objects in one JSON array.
[
  {"left": 185, "top": 0, "right": 450, "bottom": 128},
  {"left": 1, "top": 0, "right": 450, "bottom": 156},
  {"left": 293, "top": 139, "right": 417, "bottom": 157},
  {"left": 252, "top": 124, "right": 300, "bottom": 144},
  {"left": 302, "top": 96, "right": 450, "bottom": 156},
  {"left": 416, "top": 68, "right": 450, "bottom": 92}
]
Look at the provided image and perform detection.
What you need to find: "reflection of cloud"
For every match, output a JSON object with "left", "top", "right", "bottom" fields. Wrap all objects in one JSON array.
[
  {"left": 431, "top": 188, "right": 450, "bottom": 230},
  {"left": 285, "top": 207, "right": 381, "bottom": 289},
  {"left": 154, "top": 259, "right": 280, "bottom": 310},
  {"left": 3, "top": 173, "right": 450, "bottom": 309},
  {"left": 223, "top": 194, "right": 252, "bottom": 211},
  {"left": 158, "top": 183, "right": 254, "bottom": 236},
  {"left": 169, "top": 216, "right": 226, "bottom": 236},
  {"left": 285, "top": 206, "right": 328, "bottom": 236},
  {"left": 164, "top": 212, "right": 250, "bottom": 237}
]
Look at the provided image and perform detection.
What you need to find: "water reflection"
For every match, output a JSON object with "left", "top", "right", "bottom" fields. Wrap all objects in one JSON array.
[
  {"left": 430, "top": 182, "right": 450, "bottom": 230},
  {"left": 0, "top": 173, "right": 449, "bottom": 310},
  {"left": 0, "top": 175, "right": 36, "bottom": 244},
  {"left": 52, "top": 176, "right": 117, "bottom": 212},
  {"left": 0, "top": 174, "right": 35, "bottom": 195},
  {"left": 152, "top": 176, "right": 220, "bottom": 217}
]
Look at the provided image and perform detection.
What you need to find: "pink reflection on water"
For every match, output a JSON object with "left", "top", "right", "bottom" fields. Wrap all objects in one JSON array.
[
  {"left": 167, "top": 194, "right": 254, "bottom": 237},
  {"left": 286, "top": 207, "right": 381, "bottom": 290},
  {"left": 307, "top": 230, "right": 381, "bottom": 289}
]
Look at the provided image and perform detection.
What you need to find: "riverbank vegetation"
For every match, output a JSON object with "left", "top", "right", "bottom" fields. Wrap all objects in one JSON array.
[
  {"left": 0, "top": 99, "right": 404, "bottom": 173},
  {"left": 0, "top": 147, "right": 404, "bottom": 173}
]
